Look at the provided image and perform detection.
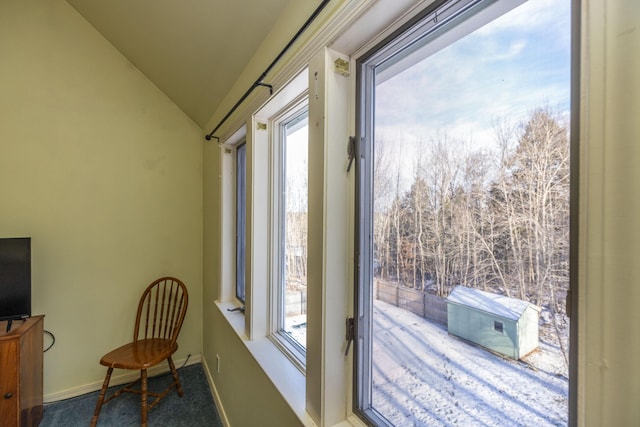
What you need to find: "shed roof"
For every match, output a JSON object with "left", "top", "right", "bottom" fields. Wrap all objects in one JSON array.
[{"left": 446, "top": 286, "right": 540, "bottom": 321}]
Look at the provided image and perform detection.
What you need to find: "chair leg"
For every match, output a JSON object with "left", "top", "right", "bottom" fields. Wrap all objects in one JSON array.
[
  {"left": 91, "top": 367, "right": 113, "bottom": 427},
  {"left": 141, "top": 369, "right": 148, "bottom": 427},
  {"left": 168, "top": 356, "right": 185, "bottom": 397}
]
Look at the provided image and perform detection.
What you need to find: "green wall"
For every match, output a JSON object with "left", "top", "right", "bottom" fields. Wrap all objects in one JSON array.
[
  {"left": 447, "top": 303, "right": 520, "bottom": 359},
  {"left": 0, "top": 0, "right": 203, "bottom": 398}
]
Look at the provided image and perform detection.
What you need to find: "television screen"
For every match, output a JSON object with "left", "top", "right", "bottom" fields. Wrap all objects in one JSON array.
[{"left": 0, "top": 237, "right": 31, "bottom": 321}]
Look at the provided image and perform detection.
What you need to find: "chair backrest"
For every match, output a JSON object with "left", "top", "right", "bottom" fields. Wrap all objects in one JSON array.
[{"left": 134, "top": 277, "right": 188, "bottom": 344}]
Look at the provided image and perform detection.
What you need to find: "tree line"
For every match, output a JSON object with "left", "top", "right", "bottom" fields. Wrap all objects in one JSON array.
[{"left": 373, "top": 107, "right": 570, "bottom": 314}]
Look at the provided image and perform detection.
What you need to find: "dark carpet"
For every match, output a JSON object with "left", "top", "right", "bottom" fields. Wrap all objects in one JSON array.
[{"left": 41, "top": 363, "right": 223, "bottom": 427}]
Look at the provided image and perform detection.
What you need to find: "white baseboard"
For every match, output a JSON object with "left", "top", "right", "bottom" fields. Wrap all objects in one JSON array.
[
  {"left": 201, "top": 355, "right": 230, "bottom": 427},
  {"left": 43, "top": 354, "right": 202, "bottom": 404}
]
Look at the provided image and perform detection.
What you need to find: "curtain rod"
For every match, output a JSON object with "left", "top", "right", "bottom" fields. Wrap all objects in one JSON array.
[{"left": 205, "top": 0, "right": 332, "bottom": 141}]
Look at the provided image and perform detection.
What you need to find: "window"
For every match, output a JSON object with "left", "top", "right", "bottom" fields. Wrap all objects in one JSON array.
[
  {"left": 245, "top": 68, "right": 310, "bottom": 368},
  {"left": 236, "top": 142, "right": 247, "bottom": 303},
  {"left": 355, "top": 0, "right": 572, "bottom": 426},
  {"left": 218, "top": 126, "right": 248, "bottom": 307},
  {"left": 271, "top": 101, "right": 309, "bottom": 367},
  {"left": 279, "top": 110, "right": 309, "bottom": 350}
]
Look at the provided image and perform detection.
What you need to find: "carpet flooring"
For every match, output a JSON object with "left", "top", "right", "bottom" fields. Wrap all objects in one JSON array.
[{"left": 41, "top": 363, "right": 223, "bottom": 427}]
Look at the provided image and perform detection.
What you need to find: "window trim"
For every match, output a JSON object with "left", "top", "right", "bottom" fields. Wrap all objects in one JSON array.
[{"left": 210, "top": 1, "right": 585, "bottom": 425}]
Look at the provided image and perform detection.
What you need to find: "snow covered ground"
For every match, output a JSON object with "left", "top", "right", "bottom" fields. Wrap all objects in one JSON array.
[{"left": 372, "top": 300, "right": 568, "bottom": 426}]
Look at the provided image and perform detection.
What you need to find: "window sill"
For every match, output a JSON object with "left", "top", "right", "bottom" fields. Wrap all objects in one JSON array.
[
  {"left": 215, "top": 301, "right": 316, "bottom": 427},
  {"left": 326, "top": 415, "right": 369, "bottom": 427}
]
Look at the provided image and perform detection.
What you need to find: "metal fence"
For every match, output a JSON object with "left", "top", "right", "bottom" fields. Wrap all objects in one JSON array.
[
  {"left": 375, "top": 280, "right": 448, "bottom": 326},
  {"left": 285, "top": 281, "right": 447, "bottom": 326},
  {"left": 285, "top": 290, "right": 307, "bottom": 317}
]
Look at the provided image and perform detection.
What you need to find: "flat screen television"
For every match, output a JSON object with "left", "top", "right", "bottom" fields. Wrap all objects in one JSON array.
[{"left": 0, "top": 237, "right": 31, "bottom": 322}]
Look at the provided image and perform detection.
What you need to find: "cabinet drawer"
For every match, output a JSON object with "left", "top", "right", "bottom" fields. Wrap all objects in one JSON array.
[{"left": 0, "top": 339, "right": 19, "bottom": 426}]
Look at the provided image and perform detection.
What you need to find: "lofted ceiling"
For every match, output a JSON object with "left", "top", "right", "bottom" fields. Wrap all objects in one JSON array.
[{"left": 65, "top": 0, "right": 294, "bottom": 128}]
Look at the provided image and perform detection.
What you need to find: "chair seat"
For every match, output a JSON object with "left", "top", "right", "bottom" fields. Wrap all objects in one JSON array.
[{"left": 100, "top": 338, "right": 178, "bottom": 370}]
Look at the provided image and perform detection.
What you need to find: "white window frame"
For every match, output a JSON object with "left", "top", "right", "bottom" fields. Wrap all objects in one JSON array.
[
  {"left": 353, "top": 1, "right": 576, "bottom": 426},
  {"left": 218, "top": 126, "right": 248, "bottom": 308},
  {"left": 268, "top": 95, "right": 309, "bottom": 370},
  {"left": 235, "top": 141, "right": 247, "bottom": 304}
]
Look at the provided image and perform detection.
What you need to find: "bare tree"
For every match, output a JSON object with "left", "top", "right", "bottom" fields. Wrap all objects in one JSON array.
[
  {"left": 491, "top": 108, "right": 569, "bottom": 305},
  {"left": 371, "top": 107, "right": 570, "bottom": 366}
]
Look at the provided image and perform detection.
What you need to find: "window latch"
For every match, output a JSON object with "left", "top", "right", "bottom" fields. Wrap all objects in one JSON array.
[
  {"left": 345, "top": 317, "right": 355, "bottom": 356},
  {"left": 346, "top": 136, "right": 356, "bottom": 173}
]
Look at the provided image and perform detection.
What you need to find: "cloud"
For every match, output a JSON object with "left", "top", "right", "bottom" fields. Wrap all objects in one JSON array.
[
  {"left": 508, "top": 39, "right": 527, "bottom": 55},
  {"left": 373, "top": 0, "right": 571, "bottom": 152}
]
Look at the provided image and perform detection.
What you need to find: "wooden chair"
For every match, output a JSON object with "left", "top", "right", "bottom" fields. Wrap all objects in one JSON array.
[{"left": 91, "top": 277, "right": 189, "bottom": 427}]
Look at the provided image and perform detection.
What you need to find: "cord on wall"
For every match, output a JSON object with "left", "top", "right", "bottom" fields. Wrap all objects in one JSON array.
[{"left": 44, "top": 330, "right": 55, "bottom": 352}]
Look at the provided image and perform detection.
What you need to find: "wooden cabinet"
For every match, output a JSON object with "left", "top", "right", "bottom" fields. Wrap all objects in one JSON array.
[{"left": 0, "top": 315, "right": 44, "bottom": 427}]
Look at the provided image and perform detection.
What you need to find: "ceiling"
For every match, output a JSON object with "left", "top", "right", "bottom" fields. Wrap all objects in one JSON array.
[{"left": 65, "top": 0, "right": 294, "bottom": 128}]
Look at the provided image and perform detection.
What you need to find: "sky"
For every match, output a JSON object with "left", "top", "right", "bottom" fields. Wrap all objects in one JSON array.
[{"left": 375, "top": 0, "right": 571, "bottom": 152}]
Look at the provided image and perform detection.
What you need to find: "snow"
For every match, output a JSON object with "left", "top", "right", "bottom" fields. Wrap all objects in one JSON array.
[
  {"left": 446, "top": 286, "right": 539, "bottom": 321},
  {"left": 285, "top": 315, "right": 307, "bottom": 346},
  {"left": 372, "top": 300, "right": 568, "bottom": 426}
]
